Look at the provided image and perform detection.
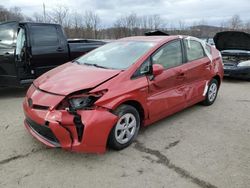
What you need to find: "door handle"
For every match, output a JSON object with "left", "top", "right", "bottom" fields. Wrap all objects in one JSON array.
[
  {"left": 205, "top": 62, "right": 211, "bottom": 68},
  {"left": 3, "top": 52, "right": 11, "bottom": 57},
  {"left": 175, "top": 68, "right": 185, "bottom": 80},
  {"left": 176, "top": 72, "right": 185, "bottom": 80},
  {"left": 177, "top": 72, "right": 185, "bottom": 76},
  {"left": 56, "top": 47, "right": 64, "bottom": 52}
]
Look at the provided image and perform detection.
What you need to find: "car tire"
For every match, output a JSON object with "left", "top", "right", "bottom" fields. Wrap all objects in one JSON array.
[
  {"left": 202, "top": 78, "right": 219, "bottom": 106},
  {"left": 108, "top": 104, "right": 140, "bottom": 150}
]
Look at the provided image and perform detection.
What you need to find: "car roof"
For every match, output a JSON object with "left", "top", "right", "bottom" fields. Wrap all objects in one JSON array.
[
  {"left": 0, "top": 21, "right": 61, "bottom": 27},
  {"left": 118, "top": 35, "right": 184, "bottom": 44}
]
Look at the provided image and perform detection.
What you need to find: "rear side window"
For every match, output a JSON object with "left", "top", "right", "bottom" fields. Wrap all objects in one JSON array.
[
  {"left": 184, "top": 40, "right": 206, "bottom": 61},
  {"left": 31, "top": 25, "right": 59, "bottom": 46},
  {"left": 152, "top": 40, "right": 183, "bottom": 69}
]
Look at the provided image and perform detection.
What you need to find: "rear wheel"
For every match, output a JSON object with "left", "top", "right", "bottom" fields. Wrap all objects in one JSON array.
[
  {"left": 202, "top": 79, "right": 219, "bottom": 106},
  {"left": 108, "top": 105, "right": 140, "bottom": 150}
]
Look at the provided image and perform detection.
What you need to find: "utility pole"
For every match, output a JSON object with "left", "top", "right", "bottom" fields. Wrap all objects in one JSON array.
[{"left": 43, "top": 3, "right": 46, "bottom": 22}]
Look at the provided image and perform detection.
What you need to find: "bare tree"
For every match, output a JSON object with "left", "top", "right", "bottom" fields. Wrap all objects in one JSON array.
[
  {"left": 84, "top": 10, "right": 101, "bottom": 39},
  {"left": 0, "top": 5, "right": 9, "bottom": 22},
  {"left": 229, "top": 14, "right": 242, "bottom": 30},
  {"left": 152, "top": 14, "right": 162, "bottom": 29},
  {"left": 33, "top": 12, "right": 44, "bottom": 22},
  {"left": 9, "top": 7, "right": 24, "bottom": 21},
  {"left": 244, "top": 20, "right": 250, "bottom": 32},
  {"left": 178, "top": 20, "right": 186, "bottom": 30},
  {"left": 49, "top": 5, "right": 69, "bottom": 26},
  {"left": 0, "top": 5, "right": 28, "bottom": 22}
]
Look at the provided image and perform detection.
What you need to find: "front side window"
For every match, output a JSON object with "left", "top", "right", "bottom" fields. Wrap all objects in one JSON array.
[
  {"left": 76, "top": 41, "right": 156, "bottom": 70},
  {"left": 152, "top": 40, "right": 183, "bottom": 69},
  {"left": 184, "top": 39, "right": 206, "bottom": 61},
  {"left": 31, "top": 25, "right": 59, "bottom": 46},
  {"left": 0, "top": 22, "right": 17, "bottom": 48}
]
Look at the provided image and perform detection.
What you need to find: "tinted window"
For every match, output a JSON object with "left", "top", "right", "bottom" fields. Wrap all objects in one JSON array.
[
  {"left": 184, "top": 40, "right": 206, "bottom": 61},
  {"left": 0, "top": 22, "right": 17, "bottom": 48},
  {"left": 152, "top": 40, "right": 183, "bottom": 69},
  {"left": 31, "top": 25, "right": 59, "bottom": 46}
]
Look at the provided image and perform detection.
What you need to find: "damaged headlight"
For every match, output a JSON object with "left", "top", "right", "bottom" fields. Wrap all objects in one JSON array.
[
  {"left": 238, "top": 60, "right": 250, "bottom": 67},
  {"left": 67, "top": 89, "right": 108, "bottom": 110},
  {"left": 69, "top": 96, "right": 97, "bottom": 109}
]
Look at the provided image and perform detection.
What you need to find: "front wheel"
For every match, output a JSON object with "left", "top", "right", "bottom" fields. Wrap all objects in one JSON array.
[
  {"left": 108, "top": 105, "right": 140, "bottom": 150},
  {"left": 202, "top": 79, "right": 219, "bottom": 106}
]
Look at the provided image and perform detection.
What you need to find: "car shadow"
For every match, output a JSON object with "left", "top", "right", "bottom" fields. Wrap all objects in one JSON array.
[
  {"left": 0, "top": 87, "right": 28, "bottom": 99},
  {"left": 33, "top": 103, "right": 204, "bottom": 158},
  {"left": 139, "top": 103, "right": 203, "bottom": 134}
]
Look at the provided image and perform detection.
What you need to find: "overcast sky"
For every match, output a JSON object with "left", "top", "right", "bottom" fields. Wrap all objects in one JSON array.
[{"left": 1, "top": 0, "right": 250, "bottom": 27}]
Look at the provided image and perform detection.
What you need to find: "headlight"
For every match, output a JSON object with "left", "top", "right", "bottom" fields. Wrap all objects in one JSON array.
[
  {"left": 69, "top": 96, "right": 97, "bottom": 109},
  {"left": 68, "top": 89, "right": 108, "bottom": 110},
  {"left": 238, "top": 60, "right": 250, "bottom": 67}
]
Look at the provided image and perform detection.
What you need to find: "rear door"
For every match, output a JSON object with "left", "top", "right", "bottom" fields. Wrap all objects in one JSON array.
[
  {"left": 147, "top": 39, "right": 187, "bottom": 121},
  {"left": 0, "top": 22, "right": 18, "bottom": 85},
  {"left": 181, "top": 38, "right": 212, "bottom": 105},
  {"left": 29, "top": 24, "right": 69, "bottom": 76}
]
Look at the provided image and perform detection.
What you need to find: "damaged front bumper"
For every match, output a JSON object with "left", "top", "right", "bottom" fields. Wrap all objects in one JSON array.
[{"left": 23, "top": 90, "right": 118, "bottom": 154}]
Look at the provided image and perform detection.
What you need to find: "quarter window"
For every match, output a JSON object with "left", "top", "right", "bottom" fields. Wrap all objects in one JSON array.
[
  {"left": 206, "top": 44, "right": 211, "bottom": 54},
  {"left": 184, "top": 39, "right": 206, "bottom": 61},
  {"left": 31, "top": 25, "right": 59, "bottom": 46},
  {"left": 152, "top": 40, "right": 183, "bottom": 69},
  {"left": 132, "top": 58, "right": 151, "bottom": 78}
]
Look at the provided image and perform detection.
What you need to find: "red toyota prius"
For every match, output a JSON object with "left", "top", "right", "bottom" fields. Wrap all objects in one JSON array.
[{"left": 23, "top": 35, "right": 223, "bottom": 153}]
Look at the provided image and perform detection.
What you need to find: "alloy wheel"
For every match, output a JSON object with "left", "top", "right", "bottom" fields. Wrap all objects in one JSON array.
[{"left": 115, "top": 113, "right": 137, "bottom": 144}]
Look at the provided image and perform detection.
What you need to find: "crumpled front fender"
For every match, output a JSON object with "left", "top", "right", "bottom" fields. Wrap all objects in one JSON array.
[{"left": 71, "top": 108, "right": 119, "bottom": 153}]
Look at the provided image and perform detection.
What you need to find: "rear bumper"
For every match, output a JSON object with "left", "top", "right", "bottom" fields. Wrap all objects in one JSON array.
[
  {"left": 223, "top": 66, "right": 250, "bottom": 79},
  {"left": 23, "top": 97, "right": 118, "bottom": 154}
]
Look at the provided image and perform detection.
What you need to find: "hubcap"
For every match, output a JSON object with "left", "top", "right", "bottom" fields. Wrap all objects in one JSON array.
[
  {"left": 115, "top": 113, "right": 137, "bottom": 144},
  {"left": 208, "top": 83, "right": 217, "bottom": 102}
]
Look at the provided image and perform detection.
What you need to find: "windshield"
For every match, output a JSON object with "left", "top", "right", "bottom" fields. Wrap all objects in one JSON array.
[{"left": 76, "top": 41, "right": 156, "bottom": 70}]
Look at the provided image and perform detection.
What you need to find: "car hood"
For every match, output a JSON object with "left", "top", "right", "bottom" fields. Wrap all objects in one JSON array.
[
  {"left": 214, "top": 31, "right": 250, "bottom": 51},
  {"left": 33, "top": 62, "right": 121, "bottom": 96}
]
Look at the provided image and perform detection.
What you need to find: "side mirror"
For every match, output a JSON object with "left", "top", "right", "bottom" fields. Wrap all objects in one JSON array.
[{"left": 152, "top": 64, "right": 164, "bottom": 76}]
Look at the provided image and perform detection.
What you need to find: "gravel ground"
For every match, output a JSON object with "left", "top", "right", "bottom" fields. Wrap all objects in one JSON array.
[{"left": 0, "top": 78, "right": 249, "bottom": 188}]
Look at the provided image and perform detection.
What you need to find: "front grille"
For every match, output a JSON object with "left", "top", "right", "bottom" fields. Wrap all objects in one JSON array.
[
  {"left": 32, "top": 105, "right": 49, "bottom": 110},
  {"left": 26, "top": 117, "right": 60, "bottom": 147},
  {"left": 224, "top": 63, "right": 236, "bottom": 67}
]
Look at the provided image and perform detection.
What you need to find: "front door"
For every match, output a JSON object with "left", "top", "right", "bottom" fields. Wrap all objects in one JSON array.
[{"left": 147, "top": 40, "right": 187, "bottom": 121}]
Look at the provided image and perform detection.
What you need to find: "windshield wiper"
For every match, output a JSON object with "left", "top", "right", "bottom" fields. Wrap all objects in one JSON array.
[
  {"left": 83, "top": 63, "right": 108, "bottom": 69},
  {"left": 73, "top": 60, "right": 80, "bottom": 64}
]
